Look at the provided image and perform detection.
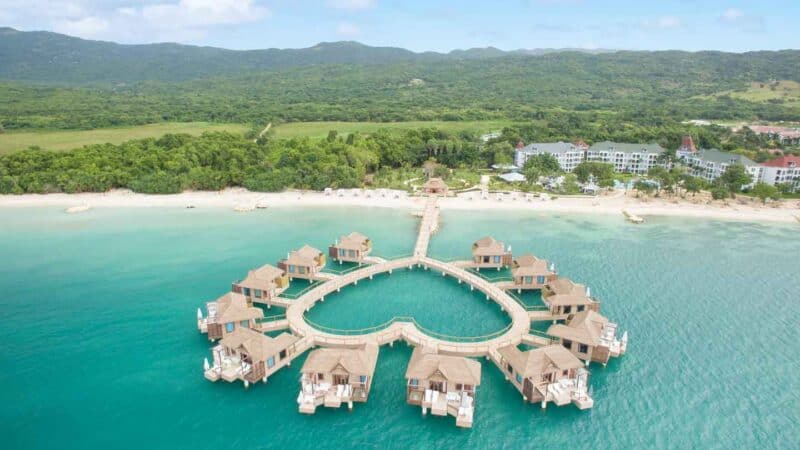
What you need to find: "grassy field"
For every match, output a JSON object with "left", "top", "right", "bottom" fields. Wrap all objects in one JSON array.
[
  {"left": 698, "top": 80, "right": 800, "bottom": 103},
  {"left": 0, "top": 122, "right": 248, "bottom": 155},
  {"left": 270, "top": 120, "right": 519, "bottom": 139}
]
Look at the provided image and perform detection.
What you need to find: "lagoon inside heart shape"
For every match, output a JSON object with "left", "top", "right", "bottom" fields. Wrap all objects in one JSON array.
[{"left": 303, "top": 267, "right": 515, "bottom": 338}]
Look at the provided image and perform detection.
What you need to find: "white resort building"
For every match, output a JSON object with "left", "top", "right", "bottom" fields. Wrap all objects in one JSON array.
[
  {"left": 585, "top": 142, "right": 666, "bottom": 174},
  {"left": 679, "top": 148, "right": 762, "bottom": 187},
  {"left": 514, "top": 142, "right": 586, "bottom": 172}
]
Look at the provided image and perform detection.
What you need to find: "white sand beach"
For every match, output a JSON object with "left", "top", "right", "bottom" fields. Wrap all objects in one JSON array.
[{"left": 0, "top": 188, "right": 798, "bottom": 224}]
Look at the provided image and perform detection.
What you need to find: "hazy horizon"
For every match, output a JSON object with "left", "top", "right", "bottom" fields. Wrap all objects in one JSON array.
[{"left": 1, "top": 1, "right": 798, "bottom": 53}]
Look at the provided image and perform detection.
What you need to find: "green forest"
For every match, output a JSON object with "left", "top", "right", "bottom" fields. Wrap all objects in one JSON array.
[{"left": 0, "top": 28, "right": 798, "bottom": 196}]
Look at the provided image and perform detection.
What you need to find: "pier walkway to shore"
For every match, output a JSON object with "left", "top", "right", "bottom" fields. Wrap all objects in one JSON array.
[
  {"left": 413, "top": 197, "right": 439, "bottom": 257},
  {"left": 273, "top": 192, "right": 537, "bottom": 359}
]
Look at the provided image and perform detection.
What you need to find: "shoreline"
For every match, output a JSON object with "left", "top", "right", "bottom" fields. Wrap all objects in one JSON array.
[{"left": 0, "top": 188, "right": 798, "bottom": 224}]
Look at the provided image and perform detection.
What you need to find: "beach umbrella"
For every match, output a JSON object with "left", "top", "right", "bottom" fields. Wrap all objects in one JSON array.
[
  {"left": 197, "top": 308, "right": 203, "bottom": 320},
  {"left": 586, "top": 286, "right": 591, "bottom": 298},
  {"left": 621, "top": 331, "right": 628, "bottom": 344},
  {"left": 204, "top": 358, "right": 210, "bottom": 371},
  {"left": 549, "top": 262, "right": 555, "bottom": 272}
]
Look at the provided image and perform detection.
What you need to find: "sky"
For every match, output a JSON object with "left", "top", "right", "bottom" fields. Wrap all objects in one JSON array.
[{"left": 1, "top": 0, "right": 798, "bottom": 52}]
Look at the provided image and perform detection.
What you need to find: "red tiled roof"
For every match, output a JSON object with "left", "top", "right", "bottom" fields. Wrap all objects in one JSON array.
[{"left": 761, "top": 155, "right": 800, "bottom": 168}]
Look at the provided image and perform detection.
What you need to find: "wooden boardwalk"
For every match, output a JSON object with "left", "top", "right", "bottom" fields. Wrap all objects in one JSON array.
[
  {"left": 413, "top": 197, "right": 439, "bottom": 257},
  {"left": 282, "top": 253, "right": 534, "bottom": 358}
]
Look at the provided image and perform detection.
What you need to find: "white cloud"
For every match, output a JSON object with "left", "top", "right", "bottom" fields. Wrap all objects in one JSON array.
[
  {"left": 325, "top": 0, "right": 377, "bottom": 11},
  {"left": 336, "top": 22, "right": 361, "bottom": 37},
  {"left": 641, "top": 15, "right": 682, "bottom": 30},
  {"left": 1, "top": 0, "right": 271, "bottom": 43},
  {"left": 718, "top": 8, "right": 764, "bottom": 32},
  {"left": 720, "top": 8, "right": 745, "bottom": 21},
  {"left": 54, "top": 16, "right": 109, "bottom": 38}
]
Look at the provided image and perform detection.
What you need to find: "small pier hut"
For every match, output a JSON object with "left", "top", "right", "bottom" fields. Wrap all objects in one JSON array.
[
  {"left": 541, "top": 278, "right": 600, "bottom": 316},
  {"left": 232, "top": 264, "right": 290, "bottom": 303},
  {"left": 297, "top": 344, "right": 379, "bottom": 414},
  {"left": 496, "top": 344, "right": 593, "bottom": 409},
  {"left": 405, "top": 348, "right": 482, "bottom": 428},
  {"left": 471, "top": 236, "right": 512, "bottom": 269},
  {"left": 204, "top": 328, "right": 299, "bottom": 386},
  {"left": 422, "top": 178, "right": 448, "bottom": 196},
  {"left": 278, "top": 245, "right": 326, "bottom": 280},
  {"left": 547, "top": 310, "right": 627, "bottom": 365},
  {"left": 198, "top": 292, "right": 264, "bottom": 340},
  {"left": 329, "top": 232, "right": 373, "bottom": 264},
  {"left": 510, "top": 254, "right": 557, "bottom": 290}
]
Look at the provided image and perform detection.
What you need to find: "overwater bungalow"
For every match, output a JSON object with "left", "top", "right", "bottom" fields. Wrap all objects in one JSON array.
[
  {"left": 232, "top": 264, "right": 290, "bottom": 304},
  {"left": 197, "top": 292, "right": 264, "bottom": 340},
  {"left": 405, "top": 348, "right": 482, "bottom": 428},
  {"left": 471, "top": 236, "right": 512, "bottom": 269},
  {"left": 541, "top": 278, "right": 600, "bottom": 316},
  {"left": 496, "top": 344, "right": 593, "bottom": 409},
  {"left": 510, "top": 253, "right": 557, "bottom": 290},
  {"left": 547, "top": 310, "right": 627, "bottom": 365},
  {"left": 204, "top": 327, "right": 300, "bottom": 386},
  {"left": 297, "top": 344, "right": 379, "bottom": 414},
  {"left": 422, "top": 178, "right": 448, "bottom": 196},
  {"left": 278, "top": 245, "right": 326, "bottom": 280},
  {"left": 328, "top": 232, "right": 373, "bottom": 264}
]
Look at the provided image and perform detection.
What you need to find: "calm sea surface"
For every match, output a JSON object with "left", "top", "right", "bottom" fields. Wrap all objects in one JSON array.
[{"left": 0, "top": 206, "right": 797, "bottom": 449}]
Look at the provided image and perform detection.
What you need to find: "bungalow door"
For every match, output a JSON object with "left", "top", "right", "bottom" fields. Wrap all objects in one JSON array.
[
  {"left": 429, "top": 381, "right": 445, "bottom": 393},
  {"left": 333, "top": 374, "right": 348, "bottom": 385},
  {"left": 523, "top": 378, "right": 533, "bottom": 400}
]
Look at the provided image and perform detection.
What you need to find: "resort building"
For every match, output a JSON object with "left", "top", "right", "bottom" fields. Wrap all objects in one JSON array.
[
  {"left": 759, "top": 155, "right": 800, "bottom": 192},
  {"left": 471, "top": 236, "right": 512, "bottom": 269},
  {"left": 204, "top": 328, "right": 299, "bottom": 386},
  {"left": 679, "top": 148, "right": 763, "bottom": 187},
  {"left": 547, "top": 310, "right": 627, "bottom": 366},
  {"left": 422, "top": 178, "right": 448, "bottom": 196},
  {"left": 405, "top": 348, "right": 482, "bottom": 428},
  {"left": 747, "top": 125, "right": 800, "bottom": 145},
  {"left": 278, "top": 245, "right": 326, "bottom": 280},
  {"left": 297, "top": 344, "right": 379, "bottom": 413},
  {"left": 510, "top": 253, "right": 556, "bottom": 290},
  {"left": 329, "top": 232, "right": 373, "bottom": 264},
  {"left": 542, "top": 278, "right": 600, "bottom": 316},
  {"left": 198, "top": 292, "right": 264, "bottom": 341},
  {"left": 514, "top": 142, "right": 586, "bottom": 173},
  {"left": 232, "top": 264, "right": 290, "bottom": 303},
  {"left": 496, "top": 344, "right": 593, "bottom": 409},
  {"left": 586, "top": 142, "right": 666, "bottom": 174}
]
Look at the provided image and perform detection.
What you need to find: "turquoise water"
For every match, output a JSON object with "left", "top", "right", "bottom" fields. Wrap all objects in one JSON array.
[{"left": 0, "top": 206, "right": 798, "bottom": 449}]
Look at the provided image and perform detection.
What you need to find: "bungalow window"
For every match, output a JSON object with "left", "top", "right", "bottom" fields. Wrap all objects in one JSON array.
[
  {"left": 240, "top": 320, "right": 249, "bottom": 327},
  {"left": 507, "top": 363, "right": 513, "bottom": 374},
  {"left": 537, "top": 275, "right": 545, "bottom": 284},
  {"left": 267, "top": 356, "right": 275, "bottom": 368},
  {"left": 254, "top": 289, "right": 262, "bottom": 298},
  {"left": 349, "top": 249, "right": 356, "bottom": 257},
  {"left": 563, "top": 339, "right": 572, "bottom": 349},
  {"left": 524, "top": 276, "right": 533, "bottom": 284},
  {"left": 464, "top": 385, "right": 472, "bottom": 391},
  {"left": 493, "top": 255, "right": 501, "bottom": 263},
  {"left": 299, "top": 267, "right": 306, "bottom": 274},
  {"left": 225, "top": 322, "right": 235, "bottom": 333},
  {"left": 579, "top": 344, "right": 589, "bottom": 354},
  {"left": 360, "top": 375, "right": 367, "bottom": 384},
  {"left": 564, "top": 306, "right": 572, "bottom": 314},
  {"left": 577, "top": 305, "right": 585, "bottom": 312},
  {"left": 409, "top": 378, "right": 419, "bottom": 387},
  {"left": 289, "top": 265, "right": 296, "bottom": 273},
  {"left": 243, "top": 287, "right": 251, "bottom": 296},
  {"left": 456, "top": 383, "right": 463, "bottom": 390},
  {"left": 318, "top": 374, "right": 324, "bottom": 380},
  {"left": 515, "top": 374, "right": 522, "bottom": 384}
]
